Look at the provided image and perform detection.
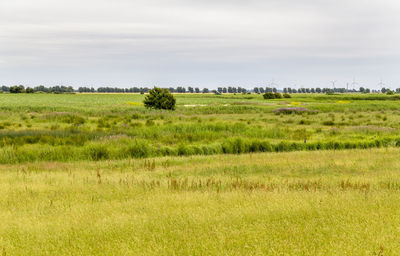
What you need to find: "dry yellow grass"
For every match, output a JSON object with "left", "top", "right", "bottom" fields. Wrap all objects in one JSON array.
[{"left": 0, "top": 148, "right": 400, "bottom": 255}]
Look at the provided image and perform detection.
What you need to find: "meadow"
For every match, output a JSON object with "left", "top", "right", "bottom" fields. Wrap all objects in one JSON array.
[
  {"left": 1, "top": 93, "right": 400, "bottom": 163},
  {"left": 1, "top": 92, "right": 400, "bottom": 255}
]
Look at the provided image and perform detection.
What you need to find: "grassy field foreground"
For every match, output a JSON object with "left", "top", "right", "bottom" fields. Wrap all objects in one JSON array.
[{"left": 1, "top": 148, "right": 400, "bottom": 255}]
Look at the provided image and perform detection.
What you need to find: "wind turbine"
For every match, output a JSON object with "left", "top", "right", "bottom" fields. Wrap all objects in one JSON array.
[
  {"left": 269, "top": 79, "right": 278, "bottom": 92},
  {"left": 378, "top": 78, "right": 386, "bottom": 92},
  {"left": 330, "top": 80, "right": 337, "bottom": 90},
  {"left": 269, "top": 79, "right": 278, "bottom": 88},
  {"left": 351, "top": 77, "right": 359, "bottom": 91}
]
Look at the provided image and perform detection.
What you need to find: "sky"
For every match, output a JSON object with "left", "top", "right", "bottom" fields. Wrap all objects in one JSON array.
[{"left": 1, "top": 0, "right": 400, "bottom": 89}]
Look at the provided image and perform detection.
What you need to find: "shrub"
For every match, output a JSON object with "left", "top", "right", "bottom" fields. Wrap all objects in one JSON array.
[
  {"left": 283, "top": 93, "right": 291, "bottom": 98},
  {"left": 144, "top": 87, "right": 176, "bottom": 110},
  {"left": 263, "top": 92, "right": 283, "bottom": 99},
  {"left": 263, "top": 93, "right": 275, "bottom": 99}
]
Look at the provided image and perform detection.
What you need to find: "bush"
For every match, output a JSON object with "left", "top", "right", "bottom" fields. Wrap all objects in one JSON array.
[
  {"left": 283, "top": 93, "right": 291, "bottom": 98},
  {"left": 144, "top": 87, "right": 176, "bottom": 110},
  {"left": 263, "top": 93, "right": 275, "bottom": 99},
  {"left": 263, "top": 92, "right": 283, "bottom": 99}
]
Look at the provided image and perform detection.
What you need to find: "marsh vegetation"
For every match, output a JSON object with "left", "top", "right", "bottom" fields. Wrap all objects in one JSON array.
[
  {"left": 1, "top": 92, "right": 400, "bottom": 254},
  {"left": 0, "top": 93, "right": 399, "bottom": 163}
]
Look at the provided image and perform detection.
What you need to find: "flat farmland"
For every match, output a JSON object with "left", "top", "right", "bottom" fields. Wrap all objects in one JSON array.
[{"left": 1, "top": 93, "right": 400, "bottom": 255}]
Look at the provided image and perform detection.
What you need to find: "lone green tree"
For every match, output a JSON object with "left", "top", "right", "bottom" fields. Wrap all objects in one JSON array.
[{"left": 143, "top": 87, "right": 176, "bottom": 110}]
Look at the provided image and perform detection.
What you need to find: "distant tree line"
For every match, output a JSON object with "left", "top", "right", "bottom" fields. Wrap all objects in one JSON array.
[
  {"left": 0, "top": 85, "right": 399, "bottom": 94},
  {"left": 1, "top": 85, "right": 74, "bottom": 94}
]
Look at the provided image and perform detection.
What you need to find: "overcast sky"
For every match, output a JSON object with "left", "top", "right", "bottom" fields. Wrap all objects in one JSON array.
[{"left": 1, "top": 0, "right": 400, "bottom": 89}]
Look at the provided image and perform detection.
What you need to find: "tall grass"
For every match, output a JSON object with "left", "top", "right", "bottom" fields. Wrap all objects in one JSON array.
[
  {"left": 0, "top": 93, "right": 400, "bottom": 163},
  {"left": 0, "top": 136, "right": 398, "bottom": 164},
  {"left": 1, "top": 149, "right": 400, "bottom": 255}
]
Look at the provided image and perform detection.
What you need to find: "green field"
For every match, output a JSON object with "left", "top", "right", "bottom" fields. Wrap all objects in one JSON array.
[
  {"left": 1, "top": 93, "right": 400, "bottom": 163},
  {"left": 1, "top": 93, "right": 400, "bottom": 255}
]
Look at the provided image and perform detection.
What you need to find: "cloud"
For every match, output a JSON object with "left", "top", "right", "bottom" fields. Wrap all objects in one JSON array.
[{"left": 1, "top": 0, "right": 400, "bottom": 88}]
